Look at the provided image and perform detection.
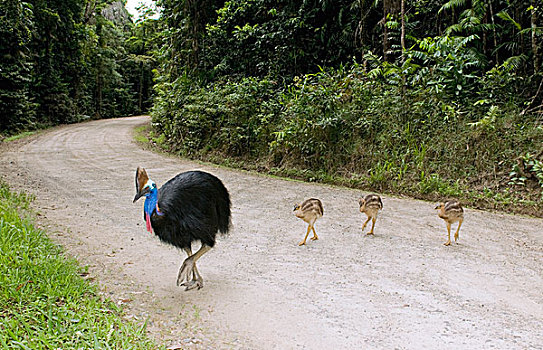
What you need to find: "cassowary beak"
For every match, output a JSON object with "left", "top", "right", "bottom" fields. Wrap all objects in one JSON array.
[{"left": 133, "top": 187, "right": 150, "bottom": 203}]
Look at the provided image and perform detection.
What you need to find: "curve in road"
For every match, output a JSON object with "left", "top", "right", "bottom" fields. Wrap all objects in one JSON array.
[{"left": 1, "top": 116, "right": 542, "bottom": 349}]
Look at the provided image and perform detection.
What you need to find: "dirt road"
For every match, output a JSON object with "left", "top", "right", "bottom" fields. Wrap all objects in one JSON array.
[{"left": 1, "top": 116, "right": 542, "bottom": 349}]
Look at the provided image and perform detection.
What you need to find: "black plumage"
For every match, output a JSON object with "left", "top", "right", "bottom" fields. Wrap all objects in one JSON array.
[
  {"left": 152, "top": 171, "right": 231, "bottom": 248},
  {"left": 133, "top": 167, "right": 231, "bottom": 290}
]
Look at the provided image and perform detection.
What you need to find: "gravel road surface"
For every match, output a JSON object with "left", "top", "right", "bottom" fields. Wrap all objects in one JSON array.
[{"left": 1, "top": 116, "right": 541, "bottom": 349}]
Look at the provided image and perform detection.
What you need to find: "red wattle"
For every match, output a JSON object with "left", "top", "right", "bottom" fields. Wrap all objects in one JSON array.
[{"left": 145, "top": 213, "right": 152, "bottom": 233}]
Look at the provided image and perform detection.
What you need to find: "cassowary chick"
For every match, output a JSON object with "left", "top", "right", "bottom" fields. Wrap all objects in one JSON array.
[
  {"left": 359, "top": 194, "right": 383, "bottom": 235},
  {"left": 435, "top": 201, "right": 464, "bottom": 246},
  {"left": 293, "top": 198, "right": 323, "bottom": 246}
]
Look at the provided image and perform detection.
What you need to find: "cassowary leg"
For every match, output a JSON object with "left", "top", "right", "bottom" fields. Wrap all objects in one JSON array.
[
  {"left": 298, "top": 225, "right": 311, "bottom": 246},
  {"left": 368, "top": 217, "right": 376, "bottom": 235},
  {"left": 310, "top": 225, "right": 319, "bottom": 241},
  {"left": 362, "top": 216, "right": 371, "bottom": 233},
  {"left": 454, "top": 219, "right": 463, "bottom": 243},
  {"left": 444, "top": 222, "right": 452, "bottom": 246},
  {"left": 177, "top": 244, "right": 211, "bottom": 290},
  {"left": 181, "top": 247, "right": 204, "bottom": 290}
]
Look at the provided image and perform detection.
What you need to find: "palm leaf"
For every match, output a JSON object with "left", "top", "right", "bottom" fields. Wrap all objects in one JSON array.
[{"left": 496, "top": 11, "right": 521, "bottom": 31}]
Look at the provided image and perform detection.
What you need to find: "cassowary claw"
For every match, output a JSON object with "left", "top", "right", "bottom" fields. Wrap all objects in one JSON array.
[
  {"left": 181, "top": 279, "right": 203, "bottom": 291},
  {"left": 176, "top": 258, "right": 203, "bottom": 290}
]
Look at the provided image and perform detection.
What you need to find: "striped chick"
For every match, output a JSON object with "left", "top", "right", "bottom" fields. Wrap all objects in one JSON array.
[
  {"left": 293, "top": 198, "right": 324, "bottom": 246},
  {"left": 435, "top": 201, "right": 464, "bottom": 246},
  {"left": 359, "top": 194, "right": 383, "bottom": 235}
]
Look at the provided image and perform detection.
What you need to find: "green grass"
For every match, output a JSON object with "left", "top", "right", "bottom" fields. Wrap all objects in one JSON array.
[
  {"left": 133, "top": 126, "right": 150, "bottom": 144},
  {"left": 0, "top": 181, "right": 158, "bottom": 349},
  {"left": 3, "top": 131, "right": 37, "bottom": 142},
  {"left": 133, "top": 125, "right": 168, "bottom": 153}
]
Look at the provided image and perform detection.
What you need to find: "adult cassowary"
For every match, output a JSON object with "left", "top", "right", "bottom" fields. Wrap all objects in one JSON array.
[{"left": 133, "top": 167, "right": 231, "bottom": 290}]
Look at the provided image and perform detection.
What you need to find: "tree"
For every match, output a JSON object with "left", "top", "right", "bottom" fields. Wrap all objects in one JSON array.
[
  {"left": 125, "top": 2, "right": 160, "bottom": 113},
  {"left": 0, "top": 0, "right": 36, "bottom": 133},
  {"left": 382, "top": 0, "right": 400, "bottom": 61}
]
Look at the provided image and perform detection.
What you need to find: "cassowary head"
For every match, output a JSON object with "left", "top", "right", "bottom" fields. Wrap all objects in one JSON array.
[
  {"left": 133, "top": 167, "right": 157, "bottom": 203},
  {"left": 358, "top": 197, "right": 366, "bottom": 211}
]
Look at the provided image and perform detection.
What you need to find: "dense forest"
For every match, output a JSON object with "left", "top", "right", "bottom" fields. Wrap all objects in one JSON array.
[
  {"left": 0, "top": 0, "right": 157, "bottom": 132},
  {"left": 1, "top": 0, "right": 542, "bottom": 214}
]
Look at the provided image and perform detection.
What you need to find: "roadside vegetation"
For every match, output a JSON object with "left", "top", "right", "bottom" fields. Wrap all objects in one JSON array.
[
  {"left": 149, "top": 1, "right": 543, "bottom": 217},
  {"left": 142, "top": 73, "right": 543, "bottom": 216},
  {"left": 2, "top": 0, "right": 542, "bottom": 216},
  {"left": 0, "top": 181, "right": 157, "bottom": 349}
]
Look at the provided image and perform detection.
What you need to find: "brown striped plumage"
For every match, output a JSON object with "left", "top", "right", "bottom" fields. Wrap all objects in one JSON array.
[
  {"left": 358, "top": 194, "right": 383, "bottom": 235},
  {"left": 293, "top": 198, "right": 323, "bottom": 246},
  {"left": 435, "top": 201, "right": 464, "bottom": 246}
]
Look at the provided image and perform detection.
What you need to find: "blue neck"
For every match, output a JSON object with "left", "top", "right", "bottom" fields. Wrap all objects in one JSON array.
[{"left": 144, "top": 187, "right": 159, "bottom": 217}]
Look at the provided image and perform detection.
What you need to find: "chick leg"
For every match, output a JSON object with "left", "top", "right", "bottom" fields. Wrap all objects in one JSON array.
[
  {"left": 299, "top": 225, "right": 311, "bottom": 246},
  {"left": 182, "top": 247, "right": 204, "bottom": 290},
  {"left": 310, "top": 226, "right": 319, "bottom": 241},
  {"left": 444, "top": 222, "right": 452, "bottom": 246},
  {"left": 454, "top": 219, "right": 463, "bottom": 243},
  {"left": 368, "top": 217, "right": 376, "bottom": 235},
  {"left": 177, "top": 244, "right": 211, "bottom": 290},
  {"left": 361, "top": 216, "right": 371, "bottom": 233}
]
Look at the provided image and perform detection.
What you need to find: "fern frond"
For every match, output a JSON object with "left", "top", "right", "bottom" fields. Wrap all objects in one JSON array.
[
  {"left": 439, "top": 0, "right": 468, "bottom": 14},
  {"left": 445, "top": 24, "right": 464, "bottom": 35},
  {"left": 501, "top": 55, "right": 527, "bottom": 71}
]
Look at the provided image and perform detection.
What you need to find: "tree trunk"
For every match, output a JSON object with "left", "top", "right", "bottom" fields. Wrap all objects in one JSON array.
[
  {"left": 531, "top": 0, "right": 539, "bottom": 73},
  {"left": 96, "top": 65, "right": 102, "bottom": 119},
  {"left": 400, "top": 0, "right": 405, "bottom": 56},
  {"left": 383, "top": 0, "right": 390, "bottom": 61},
  {"left": 482, "top": 2, "right": 487, "bottom": 58},
  {"left": 488, "top": 0, "right": 499, "bottom": 65},
  {"left": 382, "top": 0, "right": 400, "bottom": 61},
  {"left": 515, "top": 5, "right": 524, "bottom": 66},
  {"left": 400, "top": 0, "right": 406, "bottom": 99},
  {"left": 84, "top": 0, "right": 96, "bottom": 24},
  {"left": 138, "top": 61, "right": 144, "bottom": 113},
  {"left": 354, "top": 0, "right": 370, "bottom": 60}
]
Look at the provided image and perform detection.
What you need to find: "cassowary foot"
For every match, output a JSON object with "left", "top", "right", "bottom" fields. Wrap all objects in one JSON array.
[
  {"left": 444, "top": 240, "right": 451, "bottom": 246},
  {"left": 181, "top": 278, "right": 203, "bottom": 291},
  {"left": 298, "top": 241, "right": 306, "bottom": 246},
  {"left": 366, "top": 232, "right": 374, "bottom": 236},
  {"left": 310, "top": 236, "right": 319, "bottom": 241},
  {"left": 176, "top": 259, "right": 195, "bottom": 288}
]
